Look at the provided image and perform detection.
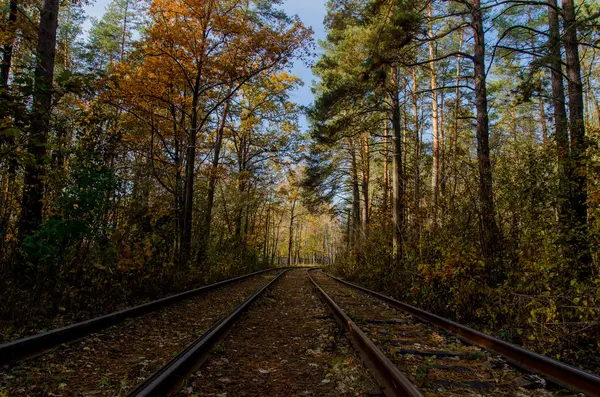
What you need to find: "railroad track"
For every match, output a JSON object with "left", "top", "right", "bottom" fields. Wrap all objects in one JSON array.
[
  {"left": 308, "top": 269, "right": 600, "bottom": 397},
  {"left": 127, "top": 269, "right": 289, "bottom": 396},
  {"left": 3, "top": 267, "right": 599, "bottom": 396},
  {"left": 0, "top": 268, "right": 289, "bottom": 395},
  {"left": 0, "top": 268, "right": 278, "bottom": 365},
  {"left": 125, "top": 269, "right": 599, "bottom": 397}
]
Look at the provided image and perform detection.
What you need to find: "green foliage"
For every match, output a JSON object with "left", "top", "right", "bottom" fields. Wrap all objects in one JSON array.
[
  {"left": 22, "top": 139, "right": 118, "bottom": 274},
  {"left": 85, "top": 0, "right": 145, "bottom": 68}
]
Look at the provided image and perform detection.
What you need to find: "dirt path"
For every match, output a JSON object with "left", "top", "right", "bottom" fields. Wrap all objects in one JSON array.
[
  {"left": 0, "top": 273, "right": 278, "bottom": 396},
  {"left": 311, "top": 272, "right": 575, "bottom": 397},
  {"left": 180, "top": 269, "right": 379, "bottom": 396}
]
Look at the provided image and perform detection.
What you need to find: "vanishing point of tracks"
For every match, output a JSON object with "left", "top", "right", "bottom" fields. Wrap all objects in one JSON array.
[{"left": 1, "top": 268, "right": 600, "bottom": 396}]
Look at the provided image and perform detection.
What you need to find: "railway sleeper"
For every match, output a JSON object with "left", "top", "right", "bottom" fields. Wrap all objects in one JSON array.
[
  {"left": 428, "top": 374, "right": 548, "bottom": 391},
  {"left": 392, "top": 347, "right": 487, "bottom": 360},
  {"left": 430, "top": 379, "right": 499, "bottom": 389},
  {"left": 366, "top": 319, "right": 412, "bottom": 325},
  {"left": 389, "top": 339, "right": 425, "bottom": 346},
  {"left": 431, "top": 364, "right": 473, "bottom": 372}
]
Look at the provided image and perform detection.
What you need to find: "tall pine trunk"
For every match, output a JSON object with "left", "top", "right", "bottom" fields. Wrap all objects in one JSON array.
[
  {"left": 412, "top": 68, "right": 421, "bottom": 249},
  {"left": 562, "top": 0, "right": 590, "bottom": 268},
  {"left": 19, "top": 0, "right": 60, "bottom": 240},
  {"left": 383, "top": 120, "right": 390, "bottom": 218},
  {"left": 451, "top": 31, "right": 463, "bottom": 202},
  {"left": 472, "top": 0, "right": 502, "bottom": 283},
  {"left": 548, "top": 0, "right": 571, "bottom": 243},
  {"left": 428, "top": 4, "right": 440, "bottom": 225},
  {"left": 359, "top": 131, "right": 370, "bottom": 240},
  {"left": 391, "top": 67, "right": 404, "bottom": 262},
  {"left": 349, "top": 139, "right": 361, "bottom": 248}
]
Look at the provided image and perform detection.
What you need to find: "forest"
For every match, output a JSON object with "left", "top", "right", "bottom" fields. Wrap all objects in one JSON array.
[{"left": 1, "top": 0, "right": 599, "bottom": 377}]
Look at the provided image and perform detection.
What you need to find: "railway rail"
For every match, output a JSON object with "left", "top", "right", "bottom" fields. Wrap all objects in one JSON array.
[
  {"left": 0, "top": 268, "right": 277, "bottom": 365},
  {"left": 309, "top": 269, "right": 600, "bottom": 397},
  {"left": 3, "top": 266, "right": 599, "bottom": 397},
  {"left": 0, "top": 268, "right": 289, "bottom": 396},
  {"left": 127, "top": 269, "right": 289, "bottom": 396}
]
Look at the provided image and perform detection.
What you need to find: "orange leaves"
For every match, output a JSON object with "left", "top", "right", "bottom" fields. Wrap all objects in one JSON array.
[
  {"left": 109, "top": 0, "right": 312, "bottom": 161},
  {"left": 115, "top": 0, "right": 312, "bottom": 119}
]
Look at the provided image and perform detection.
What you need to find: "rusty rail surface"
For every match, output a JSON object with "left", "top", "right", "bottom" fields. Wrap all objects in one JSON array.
[
  {"left": 307, "top": 270, "right": 423, "bottom": 397},
  {"left": 324, "top": 271, "right": 600, "bottom": 397},
  {"left": 0, "top": 268, "right": 279, "bottom": 365},
  {"left": 127, "top": 269, "right": 289, "bottom": 397}
]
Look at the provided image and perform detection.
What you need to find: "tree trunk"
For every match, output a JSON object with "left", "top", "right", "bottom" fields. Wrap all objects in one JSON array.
[
  {"left": 0, "top": 0, "right": 18, "bottom": 249},
  {"left": 121, "top": 0, "right": 129, "bottom": 61},
  {"left": 287, "top": 197, "right": 296, "bottom": 265},
  {"left": 524, "top": 7, "right": 548, "bottom": 145},
  {"left": 349, "top": 139, "right": 360, "bottom": 248},
  {"left": 451, "top": 30, "right": 463, "bottom": 202},
  {"left": 359, "top": 131, "right": 370, "bottom": 240},
  {"left": 181, "top": 72, "right": 202, "bottom": 265},
  {"left": 428, "top": 5, "right": 440, "bottom": 226},
  {"left": 562, "top": 0, "right": 590, "bottom": 267},
  {"left": 391, "top": 66, "right": 404, "bottom": 262},
  {"left": 548, "top": 0, "right": 570, "bottom": 234},
  {"left": 197, "top": 96, "right": 231, "bottom": 264},
  {"left": 383, "top": 120, "right": 390, "bottom": 218},
  {"left": 271, "top": 210, "right": 284, "bottom": 265},
  {"left": 0, "top": 0, "right": 17, "bottom": 88},
  {"left": 412, "top": 68, "right": 421, "bottom": 240},
  {"left": 263, "top": 204, "right": 270, "bottom": 261},
  {"left": 295, "top": 222, "right": 302, "bottom": 264},
  {"left": 19, "top": 0, "right": 60, "bottom": 240},
  {"left": 472, "top": 0, "right": 502, "bottom": 283}
]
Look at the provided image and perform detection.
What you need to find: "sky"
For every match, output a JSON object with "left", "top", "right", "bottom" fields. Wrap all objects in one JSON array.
[{"left": 82, "top": 0, "right": 327, "bottom": 131}]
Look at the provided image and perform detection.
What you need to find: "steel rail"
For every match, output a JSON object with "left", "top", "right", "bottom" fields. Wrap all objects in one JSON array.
[
  {"left": 127, "top": 269, "right": 289, "bottom": 397},
  {"left": 324, "top": 271, "right": 600, "bottom": 397},
  {"left": 307, "top": 270, "right": 424, "bottom": 397},
  {"left": 0, "top": 268, "right": 278, "bottom": 365}
]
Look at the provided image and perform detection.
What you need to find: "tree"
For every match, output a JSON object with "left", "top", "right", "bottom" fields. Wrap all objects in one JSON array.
[
  {"left": 117, "top": 0, "right": 311, "bottom": 265},
  {"left": 562, "top": 0, "right": 590, "bottom": 269},
  {"left": 86, "top": 0, "right": 144, "bottom": 68},
  {"left": 471, "top": 0, "right": 503, "bottom": 282},
  {"left": 19, "top": 0, "right": 61, "bottom": 240}
]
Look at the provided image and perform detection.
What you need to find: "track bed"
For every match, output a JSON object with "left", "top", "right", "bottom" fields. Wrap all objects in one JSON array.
[
  {"left": 0, "top": 273, "right": 275, "bottom": 396},
  {"left": 179, "top": 269, "right": 379, "bottom": 396}
]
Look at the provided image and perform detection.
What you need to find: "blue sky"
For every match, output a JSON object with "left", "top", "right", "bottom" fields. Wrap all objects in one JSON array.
[{"left": 82, "top": 0, "right": 327, "bottom": 131}]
